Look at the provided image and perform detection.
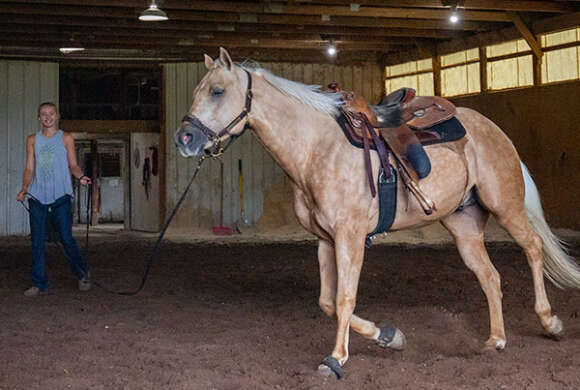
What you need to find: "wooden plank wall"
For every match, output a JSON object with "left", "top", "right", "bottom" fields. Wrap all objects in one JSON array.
[
  {"left": 452, "top": 80, "right": 580, "bottom": 230},
  {"left": 0, "top": 61, "right": 58, "bottom": 235},
  {"left": 164, "top": 61, "right": 384, "bottom": 230}
]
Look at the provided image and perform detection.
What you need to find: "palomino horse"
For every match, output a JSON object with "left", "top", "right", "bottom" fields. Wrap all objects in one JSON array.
[{"left": 175, "top": 48, "right": 580, "bottom": 379}]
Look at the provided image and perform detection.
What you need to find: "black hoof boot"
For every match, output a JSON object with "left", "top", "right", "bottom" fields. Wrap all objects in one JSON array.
[
  {"left": 376, "top": 324, "right": 407, "bottom": 350},
  {"left": 318, "top": 356, "right": 343, "bottom": 379}
]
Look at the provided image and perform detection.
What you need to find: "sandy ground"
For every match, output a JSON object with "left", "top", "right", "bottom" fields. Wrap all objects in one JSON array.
[{"left": 1, "top": 222, "right": 580, "bottom": 389}]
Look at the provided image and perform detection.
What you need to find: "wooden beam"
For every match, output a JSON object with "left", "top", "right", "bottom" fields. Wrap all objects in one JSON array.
[
  {"left": 0, "top": 45, "right": 388, "bottom": 65},
  {"left": 0, "top": 4, "right": 497, "bottom": 31},
  {"left": 0, "top": 24, "right": 430, "bottom": 46},
  {"left": 388, "top": 10, "right": 578, "bottom": 66},
  {"left": 61, "top": 120, "right": 160, "bottom": 133},
  {"left": 0, "top": 15, "right": 465, "bottom": 39},
  {"left": 507, "top": 11, "right": 543, "bottom": 60},
  {"left": 437, "top": 27, "right": 520, "bottom": 57},
  {"left": 171, "top": 2, "right": 513, "bottom": 22},
  {"left": 0, "top": 0, "right": 573, "bottom": 13},
  {"left": 280, "top": 0, "right": 575, "bottom": 13},
  {"left": 0, "top": 30, "right": 408, "bottom": 52},
  {"left": 438, "top": 11, "right": 580, "bottom": 56},
  {"left": 532, "top": 11, "right": 580, "bottom": 34},
  {"left": 0, "top": 0, "right": 517, "bottom": 22}
]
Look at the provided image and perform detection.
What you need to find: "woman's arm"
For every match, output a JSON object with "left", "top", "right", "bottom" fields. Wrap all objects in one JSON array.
[
  {"left": 16, "top": 135, "right": 36, "bottom": 202},
  {"left": 63, "top": 132, "right": 92, "bottom": 186}
]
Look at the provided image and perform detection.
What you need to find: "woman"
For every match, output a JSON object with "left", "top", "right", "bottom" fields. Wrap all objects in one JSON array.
[{"left": 16, "top": 102, "right": 92, "bottom": 297}]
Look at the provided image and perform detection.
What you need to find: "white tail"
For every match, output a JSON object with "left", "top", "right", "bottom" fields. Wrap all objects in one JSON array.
[{"left": 521, "top": 162, "right": 580, "bottom": 289}]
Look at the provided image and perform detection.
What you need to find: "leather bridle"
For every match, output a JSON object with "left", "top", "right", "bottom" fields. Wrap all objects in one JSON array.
[{"left": 181, "top": 68, "right": 253, "bottom": 158}]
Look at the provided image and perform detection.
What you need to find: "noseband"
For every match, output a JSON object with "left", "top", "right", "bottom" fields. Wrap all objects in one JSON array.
[{"left": 181, "top": 69, "right": 253, "bottom": 157}]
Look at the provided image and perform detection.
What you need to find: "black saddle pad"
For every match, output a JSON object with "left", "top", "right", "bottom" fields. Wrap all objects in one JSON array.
[
  {"left": 414, "top": 116, "right": 466, "bottom": 146},
  {"left": 336, "top": 114, "right": 466, "bottom": 150}
]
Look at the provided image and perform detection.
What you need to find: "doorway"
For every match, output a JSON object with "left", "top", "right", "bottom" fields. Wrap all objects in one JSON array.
[{"left": 74, "top": 139, "right": 128, "bottom": 227}]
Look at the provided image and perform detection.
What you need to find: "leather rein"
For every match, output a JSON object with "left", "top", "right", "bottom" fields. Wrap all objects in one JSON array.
[{"left": 181, "top": 68, "right": 253, "bottom": 158}]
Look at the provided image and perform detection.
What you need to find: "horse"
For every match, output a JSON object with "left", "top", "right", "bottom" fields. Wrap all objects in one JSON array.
[{"left": 174, "top": 48, "right": 580, "bottom": 379}]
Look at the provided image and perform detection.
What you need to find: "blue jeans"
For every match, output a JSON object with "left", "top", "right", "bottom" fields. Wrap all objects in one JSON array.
[{"left": 29, "top": 195, "right": 88, "bottom": 291}]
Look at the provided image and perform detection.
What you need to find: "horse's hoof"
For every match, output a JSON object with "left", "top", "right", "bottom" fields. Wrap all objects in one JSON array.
[
  {"left": 545, "top": 315, "right": 564, "bottom": 339},
  {"left": 318, "top": 356, "right": 343, "bottom": 380},
  {"left": 483, "top": 337, "right": 506, "bottom": 351},
  {"left": 376, "top": 324, "right": 406, "bottom": 351}
]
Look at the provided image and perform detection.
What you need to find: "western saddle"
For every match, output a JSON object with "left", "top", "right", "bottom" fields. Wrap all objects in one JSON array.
[{"left": 330, "top": 83, "right": 456, "bottom": 215}]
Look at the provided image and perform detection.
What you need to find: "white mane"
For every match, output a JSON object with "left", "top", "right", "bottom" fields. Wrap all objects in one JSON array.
[{"left": 239, "top": 62, "right": 343, "bottom": 116}]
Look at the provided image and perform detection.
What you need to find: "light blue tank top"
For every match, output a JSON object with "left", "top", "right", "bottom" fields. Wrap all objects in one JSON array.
[{"left": 28, "top": 130, "right": 73, "bottom": 205}]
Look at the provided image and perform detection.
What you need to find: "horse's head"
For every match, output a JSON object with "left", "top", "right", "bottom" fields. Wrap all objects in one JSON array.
[{"left": 175, "top": 47, "right": 252, "bottom": 158}]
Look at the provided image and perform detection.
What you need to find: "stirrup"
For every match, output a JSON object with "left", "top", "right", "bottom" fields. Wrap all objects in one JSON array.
[{"left": 398, "top": 164, "right": 435, "bottom": 215}]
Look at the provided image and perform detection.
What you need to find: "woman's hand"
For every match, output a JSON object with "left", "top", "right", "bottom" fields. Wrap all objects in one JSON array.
[
  {"left": 80, "top": 176, "right": 92, "bottom": 186},
  {"left": 16, "top": 190, "right": 27, "bottom": 203}
]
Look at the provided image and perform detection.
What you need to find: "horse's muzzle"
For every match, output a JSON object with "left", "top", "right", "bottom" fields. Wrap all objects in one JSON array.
[{"left": 174, "top": 122, "right": 209, "bottom": 158}]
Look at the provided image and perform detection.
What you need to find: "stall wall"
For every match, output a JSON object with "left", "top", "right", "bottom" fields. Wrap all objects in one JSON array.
[
  {"left": 164, "top": 62, "right": 384, "bottom": 231},
  {"left": 131, "top": 133, "right": 160, "bottom": 232},
  {"left": 0, "top": 61, "right": 59, "bottom": 235},
  {"left": 452, "top": 80, "right": 580, "bottom": 230}
]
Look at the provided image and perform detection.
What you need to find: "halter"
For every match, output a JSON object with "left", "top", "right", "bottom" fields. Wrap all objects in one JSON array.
[{"left": 181, "top": 68, "right": 253, "bottom": 158}]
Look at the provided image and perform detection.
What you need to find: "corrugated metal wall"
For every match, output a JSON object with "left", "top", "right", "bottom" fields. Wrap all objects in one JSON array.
[
  {"left": 0, "top": 61, "right": 59, "bottom": 235},
  {"left": 164, "top": 61, "right": 384, "bottom": 230}
]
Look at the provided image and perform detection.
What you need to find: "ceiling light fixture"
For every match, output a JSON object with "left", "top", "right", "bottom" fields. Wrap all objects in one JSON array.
[
  {"left": 59, "top": 36, "right": 84, "bottom": 54},
  {"left": 325, "top": 41, "right": 337, "bottom": 58},
  {"left": 449, "top": 5, "right": 460, "bottom": 23},
  {"left": 59, "top": 47, "right": 85, "bottom": 54},
  {"left": 139, "top": 0, "right": 168, "bottom": 22}
]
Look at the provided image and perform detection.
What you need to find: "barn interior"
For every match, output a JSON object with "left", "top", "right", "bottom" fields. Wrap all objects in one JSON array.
[
  {"left": 2, "top": 2, "right": 580, "bottom": 389},
  {"left": 1, "top": 1, "right": 579, "bottom": 239}
]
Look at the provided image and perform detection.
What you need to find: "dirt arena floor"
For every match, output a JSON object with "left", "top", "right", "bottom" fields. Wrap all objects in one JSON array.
[{"left": 2, "top": 225, "right": 580, "bottom": 390}]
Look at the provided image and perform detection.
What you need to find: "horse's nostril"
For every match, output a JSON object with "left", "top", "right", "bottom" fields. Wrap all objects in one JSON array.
[{"left": 181, "top": 133, "right": 193, "bottom": 145}]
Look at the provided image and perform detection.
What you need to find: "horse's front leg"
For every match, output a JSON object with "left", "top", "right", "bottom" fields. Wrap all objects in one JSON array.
[
  {"left": 317, "top": 228, "right": 365, "bottom": 378},
  {"left": 316, "top": 235, "right": 406, "bottom": 379},
  {"left": 317, "top": 239, "right": 337, "bottom": 319}
]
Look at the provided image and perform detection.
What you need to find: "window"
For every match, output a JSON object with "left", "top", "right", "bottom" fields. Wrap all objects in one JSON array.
[
  {"left": 440, "top": 48, "right": 480, "bottom": 97},
  {"left": 99, "top": 152, "right": 121, "bottom": 177},
  {"left": 486, "top": 39, "right": 533, "bottom": 90},
  {"left": 59, "top": 67, "right": 161, "bottom": 120},
  {"left": 540, "top": 28, "right": 580, "bottom": 84},
  {"left": 385, "top": 58, "right": 434, "bottom": 96}
]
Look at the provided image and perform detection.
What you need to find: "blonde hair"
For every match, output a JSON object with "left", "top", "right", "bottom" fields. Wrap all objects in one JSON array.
[{"left": 38, "top": 102, "right": 58, "bottom": 116}]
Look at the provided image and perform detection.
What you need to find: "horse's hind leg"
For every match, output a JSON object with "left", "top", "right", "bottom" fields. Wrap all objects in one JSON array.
[
  {"left": 493, "top": 210, "right": 563, "bottom": 337},
  {"left": 473, "top": 162, "right": 562, "bottom": 338},
  {"left": 441, "top": 204, "right": 507, "bottom": 350}
]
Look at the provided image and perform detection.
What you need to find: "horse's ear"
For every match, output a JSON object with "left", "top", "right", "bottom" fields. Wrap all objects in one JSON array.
[
  {"left": 204, "top": 54, "right": 214, "bottom": 70},
  {"left": 218, "top": 47, "right": 233, "bottom": 71}
]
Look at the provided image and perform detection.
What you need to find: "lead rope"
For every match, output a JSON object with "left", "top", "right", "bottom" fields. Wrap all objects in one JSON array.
[
  {"left": 85, "top": 178, "right": 91, "bottom": 267},
  {"left": 19, "top": 156, "right": 206, "bottom": 296},
  {"left": 95, "top": 156, "right": 206, "bottom": 296}
]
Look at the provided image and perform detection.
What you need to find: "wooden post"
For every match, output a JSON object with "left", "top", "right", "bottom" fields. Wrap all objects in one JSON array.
[
  {"left": 533, "top": 50, "right": 542, "bottom": 86},
  {"left": 507, "top": 10, "right": 543, "bottom": 86},
  {"left": 479, "top": 47, "right": 488, "bottom": 93},
  {"left": 432, "top": 55, "right": 441, "bottom": 96}
]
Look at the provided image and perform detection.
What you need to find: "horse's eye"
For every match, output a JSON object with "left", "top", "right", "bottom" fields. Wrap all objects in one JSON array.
[{"left": 211, "top": 87, "right": 225, "bottom": 97}]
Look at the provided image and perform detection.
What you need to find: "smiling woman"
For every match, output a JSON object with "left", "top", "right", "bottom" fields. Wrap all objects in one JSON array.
[{"left": 16, "top": 102, "right": 92, "bottom": 296}]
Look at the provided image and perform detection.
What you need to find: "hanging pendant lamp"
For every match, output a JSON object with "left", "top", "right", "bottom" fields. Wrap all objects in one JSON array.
[{"left": 139, "top": 0, "right": 168, "bottom": 22}]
